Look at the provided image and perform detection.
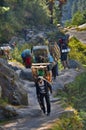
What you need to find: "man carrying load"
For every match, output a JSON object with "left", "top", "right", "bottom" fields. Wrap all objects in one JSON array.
[{"left": 21, "top": 49, "right": 32, "bottom": 68}]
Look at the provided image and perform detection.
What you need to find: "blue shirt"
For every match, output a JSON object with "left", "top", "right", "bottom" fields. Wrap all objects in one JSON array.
[{"left": 48, "top": 55, "right": 54, "bottom": 63}]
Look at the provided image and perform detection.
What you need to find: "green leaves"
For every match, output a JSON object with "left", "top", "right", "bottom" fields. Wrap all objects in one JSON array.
[
  {"left": 54, "top": 71, "right": 86, "bottom": 130},
  {"left": 69, "top": 37, "right": 86, "bottom": 65},
  {"left": 71, "top": 11, "right": 86, "bottom": 26},
  {"left": 0, "top": 7, "right": 10, "bottom": 14}
]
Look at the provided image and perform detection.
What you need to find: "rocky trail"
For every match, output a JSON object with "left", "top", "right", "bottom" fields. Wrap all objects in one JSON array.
[{"left": 1, "top": 64, "right": 82, "bottom": 130}]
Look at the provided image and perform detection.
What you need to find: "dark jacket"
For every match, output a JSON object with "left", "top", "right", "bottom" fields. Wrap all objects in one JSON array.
[{"left": 35, "top": 80, "right": 52, "bottom": 97}]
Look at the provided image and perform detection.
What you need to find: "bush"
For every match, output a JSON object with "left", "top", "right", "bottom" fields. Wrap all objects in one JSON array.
[
  {"left": 57, "top": 72, "right": 86, "bottom": 110},
  {"left": 0, "top": 98, "right": 8, "bottom": 106},
  {"left": 65, "top": 10, "right": 86, "bottom": 27},
  {"left": 11, "top": 43, "right": 31, "bottom": 63},
  {"left": 68, "top": 37, "right": 86, "bottom": 65},
  {"left": 49, "top": 112, "right": 83, "bottom": 130},
  {"left": 55, "top": 71, "right": 86, "bottom": 130},
  {"left": 71, "top": 11, "right": 85, "bottom": 26}
]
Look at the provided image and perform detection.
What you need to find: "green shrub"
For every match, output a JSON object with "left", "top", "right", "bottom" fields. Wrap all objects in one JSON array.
[
  {"left": 55, "top": 71, "right": 86, "bottom": 130},
  {"left": 11, "top": 43, "right": 31, "bottom": 63},
  {"left": 71, "top": 11, "right": 85, "bottom": 26},
  {"left": 49, "top": 112, "right": 83, "bottom": 130},
  {"left": 69, "top": 37, "right": 86, "bottom": 65},
  {"left": 57, "top": 72, "right": 86, "bottom": 110},
  {"left": 79, "top": 111, "right": 86, "bottom": 130},
  {"left": 0, "top": 98, "right": 8, "bottom": 106},
  {"left": 65, "top": 10, "right": 86, "bottom": 27}
]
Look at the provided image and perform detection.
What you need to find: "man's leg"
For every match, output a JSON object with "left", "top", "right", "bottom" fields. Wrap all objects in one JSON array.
[
  {"left": 45, "top": 94, "right": 51, "bottom": 115},
  {"left": 52, "top": 65, "right": 56, "bottom": 79},
  {"left": 56, "top": 62, "right": 58, "bottom": 76},
  {"left": 40, "top": 95, "right": 46, "bottom": 114}
]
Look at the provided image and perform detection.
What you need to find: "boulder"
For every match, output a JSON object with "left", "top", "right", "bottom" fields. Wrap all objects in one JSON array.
[
  {"left": 0, "top": 58, "right": 28, "bottom": 106},
  {"left": 19, "top": 68, "right": 33, "bottom": 81},
  {"left": 78, "top": 23, "right": 86, "bottom": 29},
  {"left": 59, "top": 109, "right": 75, "bottom": 118},
  {"left": 68, "top": 59, "right": 83, "bottom": 69},
  {"left": 2, "top": 105, "right": 18, "bottom": 118}
]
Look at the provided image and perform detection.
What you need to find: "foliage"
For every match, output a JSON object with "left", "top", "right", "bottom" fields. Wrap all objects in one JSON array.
[
  {"left": 46, "top": 28, "right": 65, "bottom": 42},
  {"left": 72, "top": 0, "right": 86, "bottom": 16},
  {"left": 55, "top": 71, "right": 86, "bottom": 130},
  {"left": 53, "top": 3, "right": 62, "bottom": 24},
  {"left": 68, "top": 37, "right": 86, "bottom": 65},
  {"left": 65, "top": 0, "right": 86, "bottom": 27},
  {"left": 0, "top": 0, "right": 50, "bottom": 43},
  {"left": 65, "top": 20, "right": 72, "bottom": 27},
  {"left": 49, "top": 111, "right": 83, "bottom": 130},
  {"left": 0, "top": 0, "right": 67, "bottom": 43},
  {"left": 71, "top": 11, "right": 86, "bottom": 26},
  {"left": 0, "top": 98, "right": 8, "bottom": 106},
  {"left": 61, "top": 72, "right": 86, "bottom": 110},
  {"left": 22, "top": 0, "right": 50, "bottom": 26},
  {"left": 65, "top": 10, "right": 86, "bottom": 27},
  {"left": 79, "top": 111, "right": 86, "bottom": 130},
  {"left": 11, "top": 43, "right": 31, "bottom": 63}
]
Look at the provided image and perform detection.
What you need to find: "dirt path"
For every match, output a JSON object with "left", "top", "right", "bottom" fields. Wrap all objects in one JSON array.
[
  {"left": 3, "top": 103, "right": 63, "bottom": 130},
  {"left": 1, "top": 68, "right": 81, "bottom": 130},
  {"left": 2, "top": 80, "right": 64, "bottom": 130}
]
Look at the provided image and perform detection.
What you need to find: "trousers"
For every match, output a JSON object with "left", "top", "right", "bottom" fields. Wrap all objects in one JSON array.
[{"left": 38, "top": 94, "right": 51, "bottom": 114}]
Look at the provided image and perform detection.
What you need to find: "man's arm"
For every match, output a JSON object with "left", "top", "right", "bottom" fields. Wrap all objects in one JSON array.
[{"left": 47, "top": 82, "right": 52, "bottom": 94}]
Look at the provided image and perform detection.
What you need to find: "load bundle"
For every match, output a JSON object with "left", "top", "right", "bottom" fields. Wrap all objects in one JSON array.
[
  {"left": 32, "top": 45, "right": 50, "bottom": 63},
  {"left": 21, "top": 49, "right": 31, "bottom": 59},
  {"left": 49, "top": 42, "right": 60, "bottom": 61}
]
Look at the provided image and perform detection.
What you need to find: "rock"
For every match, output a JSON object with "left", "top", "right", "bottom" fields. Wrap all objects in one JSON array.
[
  {"left": 9, "top": 36, "right": 25, "bottom": 46},
  {"left": 78, "top": 23, "right": 86, "bottom": 29},
  {"left": 52, "top": 68, "right": 82, "bottom": 96},
  {"left": 0, "top": 58, "right": 28, "bottom": 106},
  {"left": 68, "top": 59, "right": 82, "bottom": 69},
  {"left": 0, "top": 109, "right": 4, "bottom": 120},
  {"left": 0, "top": 126, "right": 4, "bottom": 130},
  {"left": 19, "top": 68, "right": 33, "bottom": 81},
  {"left": 0, "top": 58, "right": 8, "bottom": 64},
  {"left": 2, "top": 105, "right": 18, "bottom": 118},
  {"left": 59, "top": 109, "right": 75, "bottom": 118},
  {"left": 9, "top": 25, "right": 60, "bottom": 46}
]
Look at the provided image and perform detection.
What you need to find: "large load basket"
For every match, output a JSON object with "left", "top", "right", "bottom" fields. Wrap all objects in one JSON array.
[
  {"left": 31, "top": 63, "right": 52, "bottom": 83},
  {"left": 49, "top": 42, "right": 61, "bottom": 61}
]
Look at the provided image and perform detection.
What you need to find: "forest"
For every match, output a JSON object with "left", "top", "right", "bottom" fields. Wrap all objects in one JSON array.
[{"left": 0, "top": 0, "right": 86, "bottom": 43}]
